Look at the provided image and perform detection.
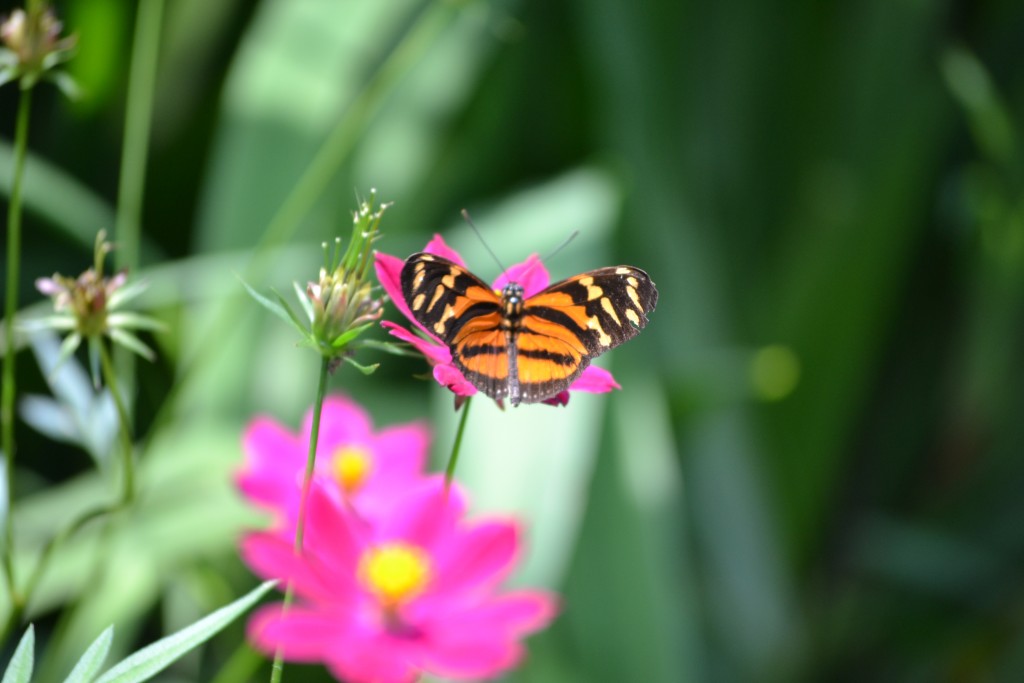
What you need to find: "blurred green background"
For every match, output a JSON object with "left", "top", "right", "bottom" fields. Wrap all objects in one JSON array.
[{"left": 3, "top": 0, "right": 1024, "bottom": 681}]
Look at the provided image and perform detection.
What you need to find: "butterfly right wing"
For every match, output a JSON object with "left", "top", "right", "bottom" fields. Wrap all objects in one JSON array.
[{"left": 400, "top": 253, "right": 511, "bottom": 399}]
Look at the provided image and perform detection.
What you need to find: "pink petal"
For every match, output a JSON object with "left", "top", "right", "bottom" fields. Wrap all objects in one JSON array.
[
  {"left": 35, "top": 277, "right": 63, "bottom": 296},
  {"left": 377, "top": 477, "right": 465, "bottom": 552},
  {"left": 428, "top": 520, "right": 520, "bottom": 597},
  {"left": 375, "top": 253, "right": 422, "bottom": 333},
  {"left": 569, "top": 364, "right": 621, "bottom": 394},
  {"left": 541, "top": 391, "right": 570, "bottom": 406},
  {"left": 423, "top": 234, "right": 465, "bottom": 266},
  {"left": 239, "top": 533, "right": 342, "bottom": 604},
  {"left": 417, "top": 591, "right": 558, "bottom": 678},
  {"left": 432, "top": 364, "right": 478, "bottom": 397},
  {"left": 236, "top": 418, "right": 302, "bottom": 510},
  {"left": 415, "top": 589, "right": 561, "bottom": 679},
  {"left": 371, "top": 423, "right": 430, "bottom": 479},
  {"left": 303, "top": 478, "right": 368, "bottom": 574},
  {"left": 381, "top": 321, "right": 449, "bottom": 364},
  {"left": 493, "top": 254, "right": 549, "bottom": 297},
  {"left": 247, "top": 604, "right": 345, "bottom": 662},
  {"left": 328, "top": 626, "right": 421, "bottom": 683},
  {"left": 308, "top": 396, "right": 373, "bottom": 458},
  {"left": 420, "top": 638, "right": 523, "bottom": 680}
]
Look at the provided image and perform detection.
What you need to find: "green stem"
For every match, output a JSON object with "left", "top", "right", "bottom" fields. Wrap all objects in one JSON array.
[
  {"left": 444, "top": 397, "right": 473, "bottom": 487},
  {"left": 0, "top": 341, "right": 135, "bottom": 642},
  {"left": 0, "top": 501, "right": 119, "bottom": 642},
  {"left": 98, "top": 341, "right": 135, "bottom": 505},
  {"left": 270, "top": 356, "right": 330, "bottom": 683},
  {"left": 1, "top": 86, "right": 33, "bottom": 612}
]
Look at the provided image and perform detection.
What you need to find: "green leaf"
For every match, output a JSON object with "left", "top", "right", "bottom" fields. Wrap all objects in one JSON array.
[
  {"left": 354, "top": 338, "right": 421, "bottom": 358},
  {"left": 330, "top": 321, "right": 375, "bottom": 349},
  {"left": 2, "top": 625, "right": 34, "bottom": 683},
  {"left": 106, "top": 312, "right": 167, "bottom": 332},
  {"left": 93, "top": 580, "right": 275, "bottom": 683},
  {"left": 343, "top": 356, "right": 379, "bottom": 375},
  {"left": 240, "top": 279, "right": 306, "bottom": 335},
  {"left": 292, "top": 280, "right": 315, "bottom": 320},
  {"left": 62, "top": 626, "right": 113, "bottom": 683},
  {"left": 108, "top": 329, "right": 156, "bottom": 362},
  {"left": 272, "top": 288, "right": 310, "bottom": 333}
]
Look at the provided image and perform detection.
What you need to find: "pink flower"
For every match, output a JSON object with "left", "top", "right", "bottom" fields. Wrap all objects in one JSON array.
[
  {"left": 236, "top": 395, "right": 429, "bottom": 530},
  {"left": 374, "top": 234, "right": 621, "bottom": 406},
  {"left": 243, "top": 476, "right": 558, "bottom": 683}
]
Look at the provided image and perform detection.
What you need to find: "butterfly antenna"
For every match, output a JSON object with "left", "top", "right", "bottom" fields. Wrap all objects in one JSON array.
[
  {"left": 514, "top": 229, "right": 580, "bottom": 281},
  {"left": 461, "top": 209, "right": 510, "bottom": 276}
]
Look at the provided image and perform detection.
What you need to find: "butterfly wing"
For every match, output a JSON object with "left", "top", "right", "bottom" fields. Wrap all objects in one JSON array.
[
  {"left": 400, "top": 253, "right": 511, "bottom": 398},
  {"left": 514, "top": 266, "right": 658, "bottom": 403}
]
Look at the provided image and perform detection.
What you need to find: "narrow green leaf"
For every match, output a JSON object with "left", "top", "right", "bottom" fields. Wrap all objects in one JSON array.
[
  {"left": 62, "top": 626, "right": 114, "bottom": 683},
  {"left": 343, "top": 356, "right": 379, "bottom": 375},
  {"left": 271, "top": 288, "right": 310, "bottom": 332},
  {"left": 108, "top": 329, "right": 156, "bottom": 362},
  {"left": 106, "top": 312, "right": 166, "bottom": 332},
  {"left": 2, "top": 625, "right": 35, "bottom": 683},
  {"left": 329, "top": 321, "right": 375, "bottom": 349},
  {"left": 240, "top": 279, "right": 306, "bottom": 334},
  {"left": 94, "top": 581, "right": 275, "bottom": 683},
  {"left": 354, "top": 339, "right": 420, "bottom": 358},
  {"left": 292, "top": 280, "right": 315, "bottom": 320}
]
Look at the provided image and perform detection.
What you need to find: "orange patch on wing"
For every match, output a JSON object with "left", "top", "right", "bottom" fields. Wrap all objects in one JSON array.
[
  {"left": 521, "top": 316, "right": 589, "bottom": 354},
  {"left": 525, "top": 292, "right": 592, "bottom": 329}
]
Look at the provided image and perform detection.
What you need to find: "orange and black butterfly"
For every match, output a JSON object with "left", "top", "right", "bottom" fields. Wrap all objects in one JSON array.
[{"left": 400, "top": 253, "right": 658, "bottom": 406}]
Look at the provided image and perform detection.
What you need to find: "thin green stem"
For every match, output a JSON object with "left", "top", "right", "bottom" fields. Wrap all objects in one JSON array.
[
  {"left": 444, "top": 397, "right": 473, "bottom": 487},
  {"left": 1, "top": 86, "right": 33, "bottom": 613},
  {"left": 0, "top": 342, "right": 135, "bottom": 642},
  {"left": 270, "top": 356, "right": 331, "bottom": 683},
  {"left": 0, "top": 501, "right": 119, "bottom": 642},
  {"left": 98, "top": 341, "right": 135, "bottom": 505}
]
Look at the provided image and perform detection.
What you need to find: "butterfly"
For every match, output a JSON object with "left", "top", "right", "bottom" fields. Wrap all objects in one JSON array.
[{"left": 400, "top": 252, "right": 658, "bottom": 406}]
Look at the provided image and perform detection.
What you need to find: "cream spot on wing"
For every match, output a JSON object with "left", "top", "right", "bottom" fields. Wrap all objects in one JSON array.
[
  {"left": 412, "top": 293, "right": 426, "bottom": 311},
  {"left": 427, "top": 284, "right": 445, "bottom": 312},
  {"left": 441, "top": 268, "right": 458, "bottom": 289},
  {"left": 626, "top": 308, "right": 641, "bottom": 326},
  {"left": 413, "top": 270, "right": 426, "bottom": 290},
  {"left": 578, "top": 275, "right": 603, "bottom": 301},
  {"left": 433, "top": 304, "right": 455, "bottom": 335},
  {"left": 615, "top": 267, "right": 632, "bottom": 275},
  {"left": 601, "top": 297, "right": 622, "bottom": 326},
  {"left": 588, "top": 316, "right": 612, "bottom": 347},
  {"left": 626, "top": 285, "right": 641, "bottom": 308},
  {"left": 627, "top": 276, "right": 639, "bottom": 288}
]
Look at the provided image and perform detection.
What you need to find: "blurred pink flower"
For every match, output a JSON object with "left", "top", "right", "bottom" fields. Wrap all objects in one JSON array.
[
  {"left": 236, "top": 395, "right": 429, "bottom": 529},
  {"left": 374, "top": 234, "right": 620, "bottom": 406},
  {"left": 243, "top": 476, "right": 557, "bottom": 683}
]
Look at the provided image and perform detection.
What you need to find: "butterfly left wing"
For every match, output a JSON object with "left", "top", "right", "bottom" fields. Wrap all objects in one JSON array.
[
  {"left": 400, "top": 253, "right": 514, "bottom": 399},
  {"left": 512, "top": 266, "right": 658, "bottom": 403}
]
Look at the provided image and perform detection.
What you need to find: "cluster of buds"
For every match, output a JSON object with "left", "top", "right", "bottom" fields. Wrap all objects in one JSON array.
[
  {"left": 34, "top": 231, "right": 162, "bottom": 382},
  {"left": 249, "top": 191, "right": 390, "bottom": 374},
  {"left": 0, "top": 3, "right": 76, "bottom": 92}
]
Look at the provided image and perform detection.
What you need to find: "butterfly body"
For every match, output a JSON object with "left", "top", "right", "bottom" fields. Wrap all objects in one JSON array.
[{"left": 401, "top": 253, "right": 657, "bottom": 406}]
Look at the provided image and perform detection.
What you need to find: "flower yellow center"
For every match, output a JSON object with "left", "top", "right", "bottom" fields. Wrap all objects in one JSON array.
[
  {"left": 332, "top": 446, "right": 372, "bottom": 493},
  {"left": 358, "top": 544, "right": 431, "bottom": 606}
]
